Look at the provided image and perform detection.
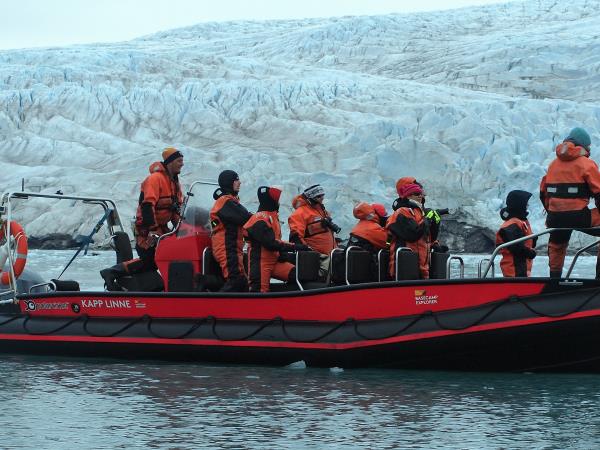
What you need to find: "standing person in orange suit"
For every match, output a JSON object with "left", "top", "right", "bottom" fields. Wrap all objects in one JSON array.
[
  {"left": 100, "top": 147, "right": 184, "bottom": 290},
  {"left": 210, "top": 170, "right": 252, "bottom": 292},
  {"left": 540, "top": 127, "right": 600, "bottom": 278}
]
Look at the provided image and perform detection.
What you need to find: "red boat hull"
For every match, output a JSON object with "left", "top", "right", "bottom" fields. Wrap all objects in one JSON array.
[{"left": 1, "top": 278, "right": 600, "bottom": 371}]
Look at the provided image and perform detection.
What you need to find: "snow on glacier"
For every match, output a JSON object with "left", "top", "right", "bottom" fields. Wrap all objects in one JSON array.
[{"left": 1, "top": 0, "right": 600, "bottom": 250}]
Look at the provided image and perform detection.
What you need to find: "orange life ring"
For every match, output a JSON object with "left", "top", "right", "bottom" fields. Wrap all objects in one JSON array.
[{"left": 0, "top": 221, "right": 28, "bottom": 285}]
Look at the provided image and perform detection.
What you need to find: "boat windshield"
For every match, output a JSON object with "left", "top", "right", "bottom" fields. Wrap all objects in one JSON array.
[{"left": 176, "top": 181, "right": 217, "bottom": 238}]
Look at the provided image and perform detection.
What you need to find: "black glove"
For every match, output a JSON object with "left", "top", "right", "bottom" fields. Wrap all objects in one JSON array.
[
  {"left": 526, "top": 248, "right": 536, "bottom": 259},
  {"left": 294, "top": 243, "right": 312, "bottom": 251},
  {"left": 431, "top": 243, "right": 449, "bottom": 253}
]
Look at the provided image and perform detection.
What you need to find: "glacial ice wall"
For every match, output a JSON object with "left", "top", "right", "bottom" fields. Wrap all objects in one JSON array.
[{"left": 1, "top": 0, "right": 599, "bottom": 249}]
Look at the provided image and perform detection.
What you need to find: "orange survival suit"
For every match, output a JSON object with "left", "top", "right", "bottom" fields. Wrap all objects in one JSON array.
[
  {"left": 130, "top": 159, "right": 183, "bottom": 272},
  {"left": 495, "top": 190, "right": 536, "bottom": 277},
  {"left": 540, "top": 134, "right": 600, "bottom": 277},
  {"left": 288, "top": 193, "right": 337, "bottom": 255},
  {"left": 210, "top": 170, "right": 252, "bottom": 292},
  {"left": 386, "top": 184, "right": 431, "bottom": 279},
  {"left": 348, "top": 202, "right": 388, "bottom": 253},
  {"left": 244, "top": 187, "right": 308, "bottom": 292},
  {"left": 348, "top": 202, "right": 389, "bottom": 281}
]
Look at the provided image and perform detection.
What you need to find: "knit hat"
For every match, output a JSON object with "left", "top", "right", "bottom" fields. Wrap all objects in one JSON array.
[
  {"left": 372, "top": 203, "right": 388, "bottom": 218},
  {"left": 396, "top": 177, "right": 417, "bottom": 196},
  {"left": 218, "top": 170, "right": 239, "bottom": 192},
  {"left": 257, "top": 186, "right": 282, "bottom": 211},
  {"left": 303, "top": 184, "right": 325, "bottom": 200},
  {"left": 565, "top": 127, "right": 591, "bottom": 151},
  {"left": 162, "top": 147, "right": 183, "bottom": 165},
  {"left": 397, "top": 183, "right": 423, "bottom": 199}
]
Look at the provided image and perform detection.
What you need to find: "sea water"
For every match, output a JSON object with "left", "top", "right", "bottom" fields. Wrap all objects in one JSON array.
[{"left": 1, "top": 251, "right": 599, "bottom": 449}]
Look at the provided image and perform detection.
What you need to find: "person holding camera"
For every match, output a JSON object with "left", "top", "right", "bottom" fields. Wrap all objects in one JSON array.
[
  {"left": 288, "top": 184, "right": 340, "bottom": 278},
  {"left": 100, "top": 147, "right": 184, "bottom": 289}
]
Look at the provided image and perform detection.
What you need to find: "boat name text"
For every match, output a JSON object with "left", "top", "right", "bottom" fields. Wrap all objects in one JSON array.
[{"left": 81, "top": 299, "right": 132, "bottom": 309}]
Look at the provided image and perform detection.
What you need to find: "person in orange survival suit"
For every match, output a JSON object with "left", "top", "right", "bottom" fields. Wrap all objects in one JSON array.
[
  {"left": 244, "top": 186, "right": 311, "bottom": 292},
  {"left": 288, "top": 184, "right": 340, "bottom": 278},
  {"left": 540, "top": 127, "right": 600, "bottom": 278},
  {"left": 386, "top": 182, "right": 431, "bottom": 279},
  {"left": 347, "top": 202, "right": 389, "bottom": 280},
  {"left": 210, "top": 170, "right": 252, "bottom": 292},
  {"left": 496, "top": 190, "right": 536, "bottom": 277},
  {"left": 394, "top": 176, "right": 448, "bottom": 253},
  {"left": 100, "top": 147, "right": 184, "bottom": 290},
  {"left": 348, "top": 202, "right": 388, "bottom": 252}
]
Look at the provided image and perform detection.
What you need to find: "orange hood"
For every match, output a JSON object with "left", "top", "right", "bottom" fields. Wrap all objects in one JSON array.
[
  {"left": 291, "top": 194, "right": 309, "bottom": 209},
  {"left": 148, "top": 161, "right": 167, "bottom": 174},
  {"left": 556, "top": 141, "right": 590, "bottom": 161},
  {"left": 353, "top": 202, "right": 378, "bottom": 222}
]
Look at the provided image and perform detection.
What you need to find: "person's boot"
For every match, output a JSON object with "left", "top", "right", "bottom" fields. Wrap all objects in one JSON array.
[
  {"left": 287, "top": 268, "right": 297, "bottom": 284},
  {"left": 549, "top": 270, "right": 562, "bottom": 279},
  {"left": 100, "top": 263, "right": 127, "bottom": 291}
]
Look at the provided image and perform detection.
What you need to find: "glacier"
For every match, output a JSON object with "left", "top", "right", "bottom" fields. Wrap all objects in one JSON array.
[{"left": 1, "top": 0, "right": 600, "bottom": 252}]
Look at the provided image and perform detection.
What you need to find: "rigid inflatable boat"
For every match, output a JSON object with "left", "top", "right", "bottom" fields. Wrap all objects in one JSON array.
[{"left": 1, "top": 184, "right": 600, "bottom": 372}]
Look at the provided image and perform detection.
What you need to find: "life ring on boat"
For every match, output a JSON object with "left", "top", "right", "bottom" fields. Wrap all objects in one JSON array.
[{"left": 0, "top": 221, "right": 28, "bottom": 285}]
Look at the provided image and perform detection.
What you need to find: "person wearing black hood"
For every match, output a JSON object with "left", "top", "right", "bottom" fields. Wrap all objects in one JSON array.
[
  {"left": 244, "top": 186, "right": 310, "bottom": 292},
  {"left": 495, "top": 190, "right": 536, "bottom": 277},
  {"left": 210, "top": 170, "right": 252, "bottom": 292}
]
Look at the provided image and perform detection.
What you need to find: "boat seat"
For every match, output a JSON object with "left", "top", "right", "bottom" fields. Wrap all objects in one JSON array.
[
  {"left": 112, "top": 231, "right": 133, "bottom": 264},
  {"left": 395, "top": 248, "right": 420, "bottom": 280},
  {"left": 346, "top": 250, "right": 372, "bottom": 284},
  {"left": 295, "top": 251, "right": 320, "bottom": 290},
  {"left": 168, "top": 261, "right": 195, "bottom": 292},
  {"left": 329, "top": 248, "right": 346, "bottom": 285},
  {"left": 196, "top": 247, "right": 224, "bottom": 291},
  {"left": 202, "top": 247, "right": 223, "bottom": 277},
  {"left": 118, "top": 271, "right": 164, "bottom": 292},
  {"left": 430, "top": 251, "right": 450, "bottom": 279}
]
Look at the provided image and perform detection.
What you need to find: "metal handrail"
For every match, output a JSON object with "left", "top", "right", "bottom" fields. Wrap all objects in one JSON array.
[
  {"left": 201, "top": 247, "right": 211, "bottom": 276},
  {"left": 481, "top": 226, "right": 600, "bottom": 278},
  {"left": 295, "top": 251, "right": 305, "bottom": 291},
  {"left": 329, "top": 248, "right": 344, "bottom": 283},
  {"left": 565, "top": 239, "right": 600, "bottom": 279},
  {"left": 448, "top": 256, "right": 465, "bottom": 279},
  {"left": 477, "top": 258, "right": 494, "bottom": 278},
  {"left": 0, "top": 190, "right": 126, "bottom": 288},
  {"left": 28, "top": 281, "right": 55, "bottom": 294}
]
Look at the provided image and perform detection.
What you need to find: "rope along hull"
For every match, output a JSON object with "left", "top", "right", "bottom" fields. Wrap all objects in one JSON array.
[{"left": 2, "top": 278, "right": 600, "bottom": 371}]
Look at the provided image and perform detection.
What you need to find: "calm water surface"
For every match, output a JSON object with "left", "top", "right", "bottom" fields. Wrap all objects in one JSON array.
[{"left": 1, "top": 251, "right": 599, "bottom": 449}]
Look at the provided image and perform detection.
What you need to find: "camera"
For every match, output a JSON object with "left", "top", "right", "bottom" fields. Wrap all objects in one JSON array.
[{"left": 322, "top": 217, "right": 341, "bottom": 234}]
